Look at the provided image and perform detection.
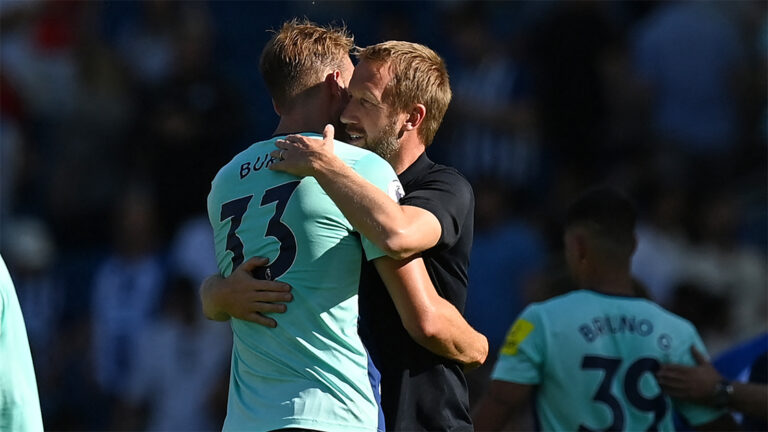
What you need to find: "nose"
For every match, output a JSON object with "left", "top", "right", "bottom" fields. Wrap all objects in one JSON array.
[{"left": 340, "top": 102, "right": 357, "bottom": 126}]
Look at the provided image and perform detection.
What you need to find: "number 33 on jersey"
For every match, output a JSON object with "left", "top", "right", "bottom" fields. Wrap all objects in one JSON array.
[{"left": 207, "top": 135, "right": 403, "bottom": 432}]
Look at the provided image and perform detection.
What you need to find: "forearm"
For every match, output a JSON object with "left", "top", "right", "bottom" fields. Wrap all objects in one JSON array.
[
  {"left": 414, "top": 298, "right": 489, "bottom": 367},
  {"left": 313, "top": 155, "right": 436, "bottom": 259},
  {"left": 374, "top": 256, "right": 487, "bottom": 366},
  {"left": 729, "top": 382, "right": 768, "bottom": 420},
  {"left": 199, "top": 274, "right": 230, "bottom": 321}
]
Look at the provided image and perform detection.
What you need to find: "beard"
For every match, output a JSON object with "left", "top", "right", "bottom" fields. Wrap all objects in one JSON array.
[{"left": 365, "top": 118, "right": 401, "bottom": 161}]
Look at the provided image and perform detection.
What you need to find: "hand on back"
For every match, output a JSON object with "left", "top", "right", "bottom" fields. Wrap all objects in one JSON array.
[
  {"left": 215, "top": 257, "right": 293, "bottom": 328},
  {"left": 657, "top": 346, "right": 722, "bottom": 404},
  {"left": 270, "top": 124, "right": 337, "bottom": 177}
]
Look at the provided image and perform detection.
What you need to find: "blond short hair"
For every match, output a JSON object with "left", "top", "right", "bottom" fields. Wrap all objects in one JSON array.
[
  {"left": 260, "top": 19, "right": 354, "bottom": 111},
  {"left": 356, "top": 41, "right": 451, "bottom": 146}
]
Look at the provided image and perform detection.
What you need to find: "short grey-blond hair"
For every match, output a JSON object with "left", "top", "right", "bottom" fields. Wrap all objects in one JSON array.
[{"left": 356, "top": 41, "right": 451, "bottom": 146}]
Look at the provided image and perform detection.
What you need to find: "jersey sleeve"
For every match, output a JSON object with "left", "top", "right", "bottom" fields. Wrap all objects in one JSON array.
[
  {"left": 491, "top": 305, "right": 545, "bottom": 385},
  {"left": 350, "top": 151, "right": 403, "bottom": 262},
  {"left": 398, "top": 168, "right": 473, "bottom": 250},
  {"left": 670, "top": 327, "right": 728, "bottom": 426}
]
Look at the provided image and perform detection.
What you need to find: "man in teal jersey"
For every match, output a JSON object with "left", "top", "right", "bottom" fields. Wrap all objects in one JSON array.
[
  {"left": 204, "top": 20, "right": 486, "bottom": 432},
  {"left": 0, "top": 254, "right": 44, "bottom": 431},
  {"left": 472, "top": 187, "right": 737, "bottom": 431}
]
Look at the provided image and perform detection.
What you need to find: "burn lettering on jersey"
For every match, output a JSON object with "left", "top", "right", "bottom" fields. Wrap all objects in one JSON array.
[{"left": 240, "top": 153, "right": 276, "bottom": 179}]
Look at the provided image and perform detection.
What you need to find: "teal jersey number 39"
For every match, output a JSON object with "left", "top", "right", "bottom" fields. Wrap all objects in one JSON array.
[{"left": 492, "top": 290, "right": 726, "bottom": 432}]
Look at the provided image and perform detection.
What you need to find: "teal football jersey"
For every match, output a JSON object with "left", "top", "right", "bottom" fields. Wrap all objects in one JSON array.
[
  {"left": 492, "top": 290, "right": 725, "bottom": 431},
  {"left": 207, "top": 134, "right": 401, "bottom": 432},
  {"left": 0, "top": 255, "right": 44, "bottom": 432}
]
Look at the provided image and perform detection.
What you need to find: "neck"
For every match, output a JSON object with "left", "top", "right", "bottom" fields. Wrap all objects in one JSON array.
[
  {"left": 273, "top": 114, "right": 325, "bottom": 137},
  {"left": 273, "top": 95, "right": 329, "bottom": 136},
  {"left": 389, "top": 133, "right": 426, "bottom": 174},
  {"left": 581, "top": 261, "right": 639, "bottom": 296},
  {"left": 582, "top": 268, "right": 636, "bottom": 297}
]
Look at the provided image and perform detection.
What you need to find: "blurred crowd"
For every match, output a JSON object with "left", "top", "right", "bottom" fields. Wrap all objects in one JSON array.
[{"left": 0, "top": 1, "right": 765, "bottom": 430}]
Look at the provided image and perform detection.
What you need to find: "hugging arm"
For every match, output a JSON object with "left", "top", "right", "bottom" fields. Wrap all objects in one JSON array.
[
  {"left": 270, "top": 125, "right": 441, "bottom": 260},
  {"left": 373, "top": 255, "right": 488, "bottom": 368},
  {"left": 199, "top": 257, "right": 293, "bottom": 327}
]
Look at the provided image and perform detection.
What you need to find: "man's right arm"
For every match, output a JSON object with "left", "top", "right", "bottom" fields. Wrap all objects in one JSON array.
[
  {"left": 270, "top": 125, "right": 441, "bottom": 260},
  {"left": 199, "top": 257, "right": 293, "bottom": 328},
  {"left": 373, "top": 255, "right": 488, "bottom": 368}
]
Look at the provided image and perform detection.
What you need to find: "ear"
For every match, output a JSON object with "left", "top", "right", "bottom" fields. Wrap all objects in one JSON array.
[
  {"left": 272, "top": 98, "right": 281, "bottom": 116},
  {"left": 324, "top": 71, "right": 343, "bottom": 97},
  {"left": 573, "top": 233, "right": 589, "bottom": 263},
  {"left": 403, "top": 103, "right": 426, "bottom": 131}
]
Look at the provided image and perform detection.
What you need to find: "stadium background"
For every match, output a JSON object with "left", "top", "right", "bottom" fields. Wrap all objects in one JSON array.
[{"left": 0, "top": 0, "right": 765, "bottom": 429}]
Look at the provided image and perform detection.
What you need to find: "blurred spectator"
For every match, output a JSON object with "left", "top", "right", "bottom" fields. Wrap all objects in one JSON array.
[
  {"left": 90, "top": 186, "right": 166, "bottom": 402},
  {"left": 169, "top": 215, "right": 219, "bottom": 287},
  {"left": 670, "top": 283, "right": 733, "bottom": 356},
  {"left": 130, "top": 4, "right": 243, "bottom": 241},
  {"left": 465, "top": 182, "right": 545, "bottom": 354},
  {"left": 3, "top": 217, "right": 61, "bottom": 356},
  {"left": 0, "top": 72, "right": 26, "bottom": 231},
  {"left": 632, "top": 182, "right": 692, "bottom": 307},
  {"left": 0, "top": 0, "right": 80, "bottom": 122},
  {"left": 116, "top": 0, "right": 178, "bottom": 88},
  {"left": 47, "top": 7, "right": 134, "bottom": 248},
  {"left": 120, "top": 276, "right": 230, "bottom": 431},
  {"left": 0, "top": 1, "right": 73, "bottom": 224},
  {"left": 632, "top": 0, "right": 748, "bottom": 184},
  {"left": 464, "top": 180, "right": 545, "bottom": 407},
  {"left": 526, "top": 1, "right": 620, "bottom": 171},
  {"left": 682, "top": 191, "right": 767, "bottom": 341},
  {"left": 440, "top": 4, "right": 541, "bottom": 188}
]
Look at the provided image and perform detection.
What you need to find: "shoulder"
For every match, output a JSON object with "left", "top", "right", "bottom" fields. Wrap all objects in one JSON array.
[
  {"left": 423, "top": 162, "right": 473, "bottom": 193},
  {"left": 335, "top": 142, "right": 399, "bottom": 189},
  {"left": 334, "top": 140, "right": 390, "bottom": 169},
  {"left": 403, "top": 160, "right": 474, "bottom": 210},
  {"left": 531, "top": 290, "right": 587, "bottom": 311},
  {"left": 516, "top": 299, "right": 556, "bottom": 326},
  {"left": 211, "top": 138, "right": 275, "bottom": 185},
  {"left": 649, "top": 302, "right": 698, "bottom": 333}
]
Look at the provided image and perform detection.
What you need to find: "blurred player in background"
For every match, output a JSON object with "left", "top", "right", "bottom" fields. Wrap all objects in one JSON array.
[
  {"left": 202, "top": 20, "right": 486, "bottom": 432},
  {"left": 272, "top": 41, "right": 479, "bottom": 431},
  {"left": 472, "top": 187, "right": 737, "bottom": 431},
  {"left": 0, "top": 254, "right": 44, "bottom": 431}
]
